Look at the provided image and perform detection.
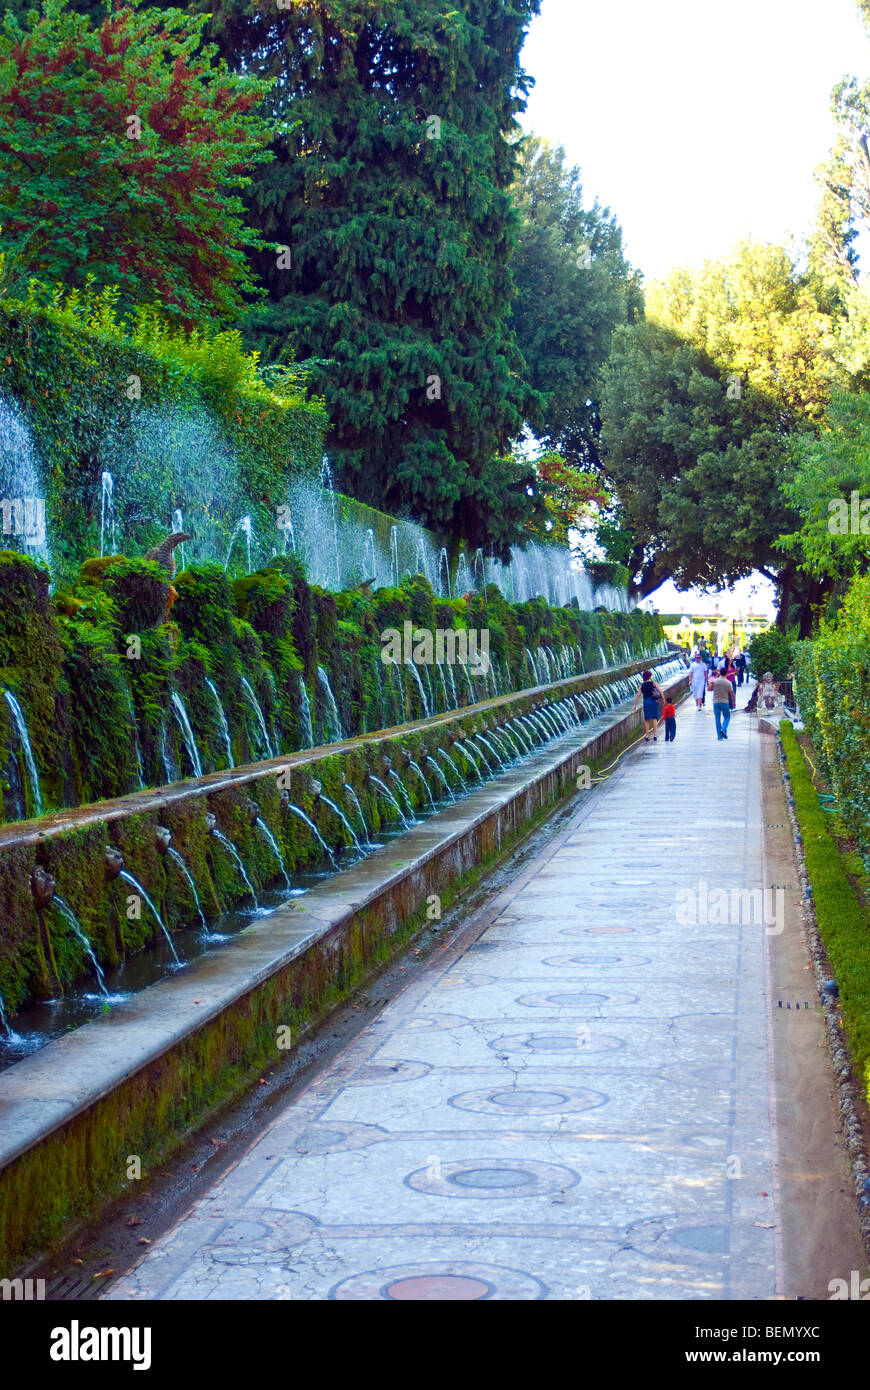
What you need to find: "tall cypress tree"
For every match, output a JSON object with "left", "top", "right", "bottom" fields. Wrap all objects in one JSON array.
[{"left": 229, "top": 0, "right": 543, "bottom": 552}]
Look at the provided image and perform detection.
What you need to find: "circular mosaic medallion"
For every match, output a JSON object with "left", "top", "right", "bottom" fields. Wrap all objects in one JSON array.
[
  {"left": 542, "top": 953, "right": 652, "bottom": 970},
  {"left": 329, "top": 1261, "right": 547, "bottom": 1300},
  {"left": 397, "top": 1013, "right": 469, "bottom": 1033},
  {"left": 406, "top": 1157, "right": 579, "bottom": 1199},
  {"left": 449, "top": 1084, "right": 608, "bottom": 1115},
  {"left": 559, "top": 924, "right": 661, "bottom": 939},
  {"left": 489, "top": 1031, "right": 623, "bottom": 1055},
  {"left": 347, "top": 1059, "right": 431, "bottom": 1086},
  {"left": 516, "top": 989, "right": 639, "bottom": 1010}
]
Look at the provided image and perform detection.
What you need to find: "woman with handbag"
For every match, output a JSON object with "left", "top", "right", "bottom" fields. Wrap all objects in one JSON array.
[{"left": 632, "top": 669, "right": 666, "bottom": 742}]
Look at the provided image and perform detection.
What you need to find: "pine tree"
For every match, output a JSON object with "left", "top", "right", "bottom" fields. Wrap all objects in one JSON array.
[{"left": 229, "top": 0, "right": 543, "bottom": 552}]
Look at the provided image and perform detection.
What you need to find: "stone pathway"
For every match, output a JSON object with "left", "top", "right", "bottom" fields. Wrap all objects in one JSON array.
[{"left": 108, "top": 694, "right": 783, "bottom": 1301}]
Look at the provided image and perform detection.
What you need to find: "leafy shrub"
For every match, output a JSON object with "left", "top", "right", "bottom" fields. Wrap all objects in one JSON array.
[
  {"left": 781, "top": 720, "right": 870, "bottom": 1102},
  {"left": 746, "top": 626, "right": 797, "bottom": 680}
]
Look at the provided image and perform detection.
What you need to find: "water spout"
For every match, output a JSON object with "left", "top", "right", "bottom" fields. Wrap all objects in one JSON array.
[
  {"left": 3, "top": 690, "right": 42, "bottom": 816},
  {"left": 53, "top": 894, "right": 109, "bottom": 996},
  {"left": 205, "top": 678, "right": 234, "bottom": 769},
  {"left": 170, "top": 691, "right": 203, "bottom": 778},
  {"left": 206, "top": 820, "right": 260, "bottom": 907},
  {"left": 319, "top": 795, "right": 364, "bottom": 855},
  {"left": 282, "top": 801, "right": 338, "bottom": 868},
  {"left": 241, "top": 676, "right": 275, "bottom": 759},
  {"left": 368, "top": 774, "right": 412, "bottom": 829},
  {"left": 255, "top": 817, "right": 292, "bottom": 889},
  {"left": 224, "top": 514, "right": 253, "bottom": 574},
  {"left": 317, "top": 666, "right": 344, "bottom": 742},
  {"left": 388, "top": 769, "right": 416, "bottom": 821},
  {"left": 408, "top": 759, "right": 436, "bottom": 808},
  {"left": 117, "top": 867, "right": 180, "bottom": 964},
  {"left": 343, "top": 783, "right": 372, "bottom": 846},
  {"left": 100, "top": 469, "right": 115, "bottom": 558}
]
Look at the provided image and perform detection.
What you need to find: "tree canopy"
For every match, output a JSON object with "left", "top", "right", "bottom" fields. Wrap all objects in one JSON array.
[
  {"left": 596, "top": 240, "right": 847, "bottom": 630},
  {"left": 232, "top": 0, "right": 544, "bottom": 554},
  {"left": 0, "top": 0, "right": 275, "bottom": 326}
]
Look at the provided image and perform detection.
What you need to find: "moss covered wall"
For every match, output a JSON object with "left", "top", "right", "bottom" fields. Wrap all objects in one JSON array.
[
  {"left": 0, "top": 655, "right": 669, "bottom": 1017},
  {"left": 0, "top": 548, "right": 663, "bottom": 830}
]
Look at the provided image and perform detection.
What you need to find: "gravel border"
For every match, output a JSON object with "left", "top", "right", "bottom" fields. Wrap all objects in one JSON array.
[{"left": 777, "top": 734, "right": 870, "bottom": 1259}]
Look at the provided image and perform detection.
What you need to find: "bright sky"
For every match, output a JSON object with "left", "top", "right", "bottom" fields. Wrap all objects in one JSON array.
[
  {"left": 520, "top": 0, "right": 869, "bottom": 283},
  {"left": 520, "top": 0, "right": 869, "bottom": 618}
]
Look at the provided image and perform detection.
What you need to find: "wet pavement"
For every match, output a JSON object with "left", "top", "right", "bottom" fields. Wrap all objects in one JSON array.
[{"left": 107, "top": 697, "right": 783, "bottom": 1301}]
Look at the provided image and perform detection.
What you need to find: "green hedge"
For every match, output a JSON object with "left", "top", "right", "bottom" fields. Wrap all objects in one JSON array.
[
  {"left": 781, "top": 720, "right": 870, "bottom": 1103},
  {"left": 0, "top": 293, "right": 328, "bottom": 586},
  {"left": 0, "top": 546, "right": 664, "bottom": 825},
  {"left": 793, "top": 574, "right": 870, "bottom": 857}
]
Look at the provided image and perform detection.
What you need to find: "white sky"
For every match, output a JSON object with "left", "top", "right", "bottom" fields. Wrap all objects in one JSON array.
[{"left": 520, "top": 0, "right": 869, "bottom": 282}]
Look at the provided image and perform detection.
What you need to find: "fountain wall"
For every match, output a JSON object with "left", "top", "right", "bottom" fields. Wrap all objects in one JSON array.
[
  {"left": 0, "top": 548, "right": 662, "bottom": 828},
  {"left": 0, "top": 647, "right": 667, "bottom": 1018},
  {"left": 0, "top": 660, "right": 689, "bottom": 1269}
]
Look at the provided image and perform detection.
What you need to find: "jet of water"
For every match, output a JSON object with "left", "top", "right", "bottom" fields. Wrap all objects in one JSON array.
[
  {"left": 53, "top": 895, "right": 109, "bottom": 996},
  {"left": 241, "top": 677, "right": 275, "bottom": 759},
  {"left": 170, "top": 691, "right": 203, "bottom": 778},
  {"left": 283, "top": 802, "right": 338, "bottom": 868},
  {"left": 167, "top": 846, "right": 208, "bottom": 931},
  {"left": 118, "top": 869, "right": 181, "bottom": 964},
  {"left": 343, "top": 783, "right": 372, "bottom": 846},
  {"left": 317, "top": 666, "right": 344, "bottom": 742},
  {"left": 209, "top": 827, "right": 261, "bottom": 907},
  {"left": 319, "top": 796, "right": 364, "bottom": 854},
  {"left": 205, "top": 678, "right": 234, "bottom": 769},
  {"left": 3, "top": 689, "right": 42, "bottom": 816},
  {"left": 368, "top": 775, "right": 412, "bottom": 829},
  {"left": 255, "top": 817, "right": 292, "bottom": 889}
]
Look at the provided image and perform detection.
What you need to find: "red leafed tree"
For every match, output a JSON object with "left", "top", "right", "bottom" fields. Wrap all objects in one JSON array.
[{"left": 0, "top": 0, "right": 276, "bottom": 326}]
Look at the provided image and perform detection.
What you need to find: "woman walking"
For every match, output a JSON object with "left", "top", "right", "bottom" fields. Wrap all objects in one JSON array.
[
  {"left": 689, "top": 652, "right": 708, "bottom": 709},
  {"left": 633, "top": 669, "right": 665, "bottom": 741}
]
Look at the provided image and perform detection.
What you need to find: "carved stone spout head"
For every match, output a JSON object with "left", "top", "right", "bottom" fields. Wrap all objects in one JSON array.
[
  {"left": 104, "top": 846, "right": 125, "bottom": 880},
  {"left": 30, "top": 864, "right": 56, "bottom": 908}
]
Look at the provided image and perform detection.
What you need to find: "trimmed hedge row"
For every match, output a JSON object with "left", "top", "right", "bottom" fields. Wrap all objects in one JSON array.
[
  {"left": 781, "top": 720, "right": 870, "bottom": 1104},
  {"left": 793, "top": 574, "right": 870, "bottom": 859}
]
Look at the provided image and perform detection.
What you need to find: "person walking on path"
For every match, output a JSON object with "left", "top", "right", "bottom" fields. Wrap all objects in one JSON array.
[
  {"left": 662, "top": 698, "right": 677, "bottom": 742},
  {"left": 710, "top": 667, "right": 736, "bottom": 740},
  {"left": 734, "top": 650, "right": 747, "bottom": 686},
  {"left": 689, "top": 653, "right": 708, "bottom": 709},
  {"left": 633, "top": 668, "right": 665, "bottom": 741}
]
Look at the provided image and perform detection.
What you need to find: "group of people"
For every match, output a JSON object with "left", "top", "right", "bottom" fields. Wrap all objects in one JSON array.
[{"left": 633, "top": 644, "right": 782, "bottom": 745}]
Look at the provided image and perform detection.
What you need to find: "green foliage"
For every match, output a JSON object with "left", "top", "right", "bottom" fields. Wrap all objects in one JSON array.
[
  {"left": 781, "top": 719, "right": 870, "bottom": 1102},
  {"left": 793, "top": 573, "right": 870, "bottom": 853},
  {"left": 238, "top": 0, "right": 543, "bottom": 554},
  {"left": 782, "top": 389, "right": 870, "bottom": 581},
  {"left": 0, "top": 0, "right": 276, "bottom": 326},
  {"left": 746, "top": 626, "right": 796, "bottom": 681},
  {"left": 599, "top": 316, "right": 794, "bottom": 598}
]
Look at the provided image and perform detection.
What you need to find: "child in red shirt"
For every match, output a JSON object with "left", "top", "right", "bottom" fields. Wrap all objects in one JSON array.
[{"left": 662, "top": 700, "right": 677, "bottom": 742}]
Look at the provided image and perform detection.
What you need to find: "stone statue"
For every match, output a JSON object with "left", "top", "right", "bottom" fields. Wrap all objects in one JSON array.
[{"left": 143, "top": 531, "right": 192, "bottom": 578}]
